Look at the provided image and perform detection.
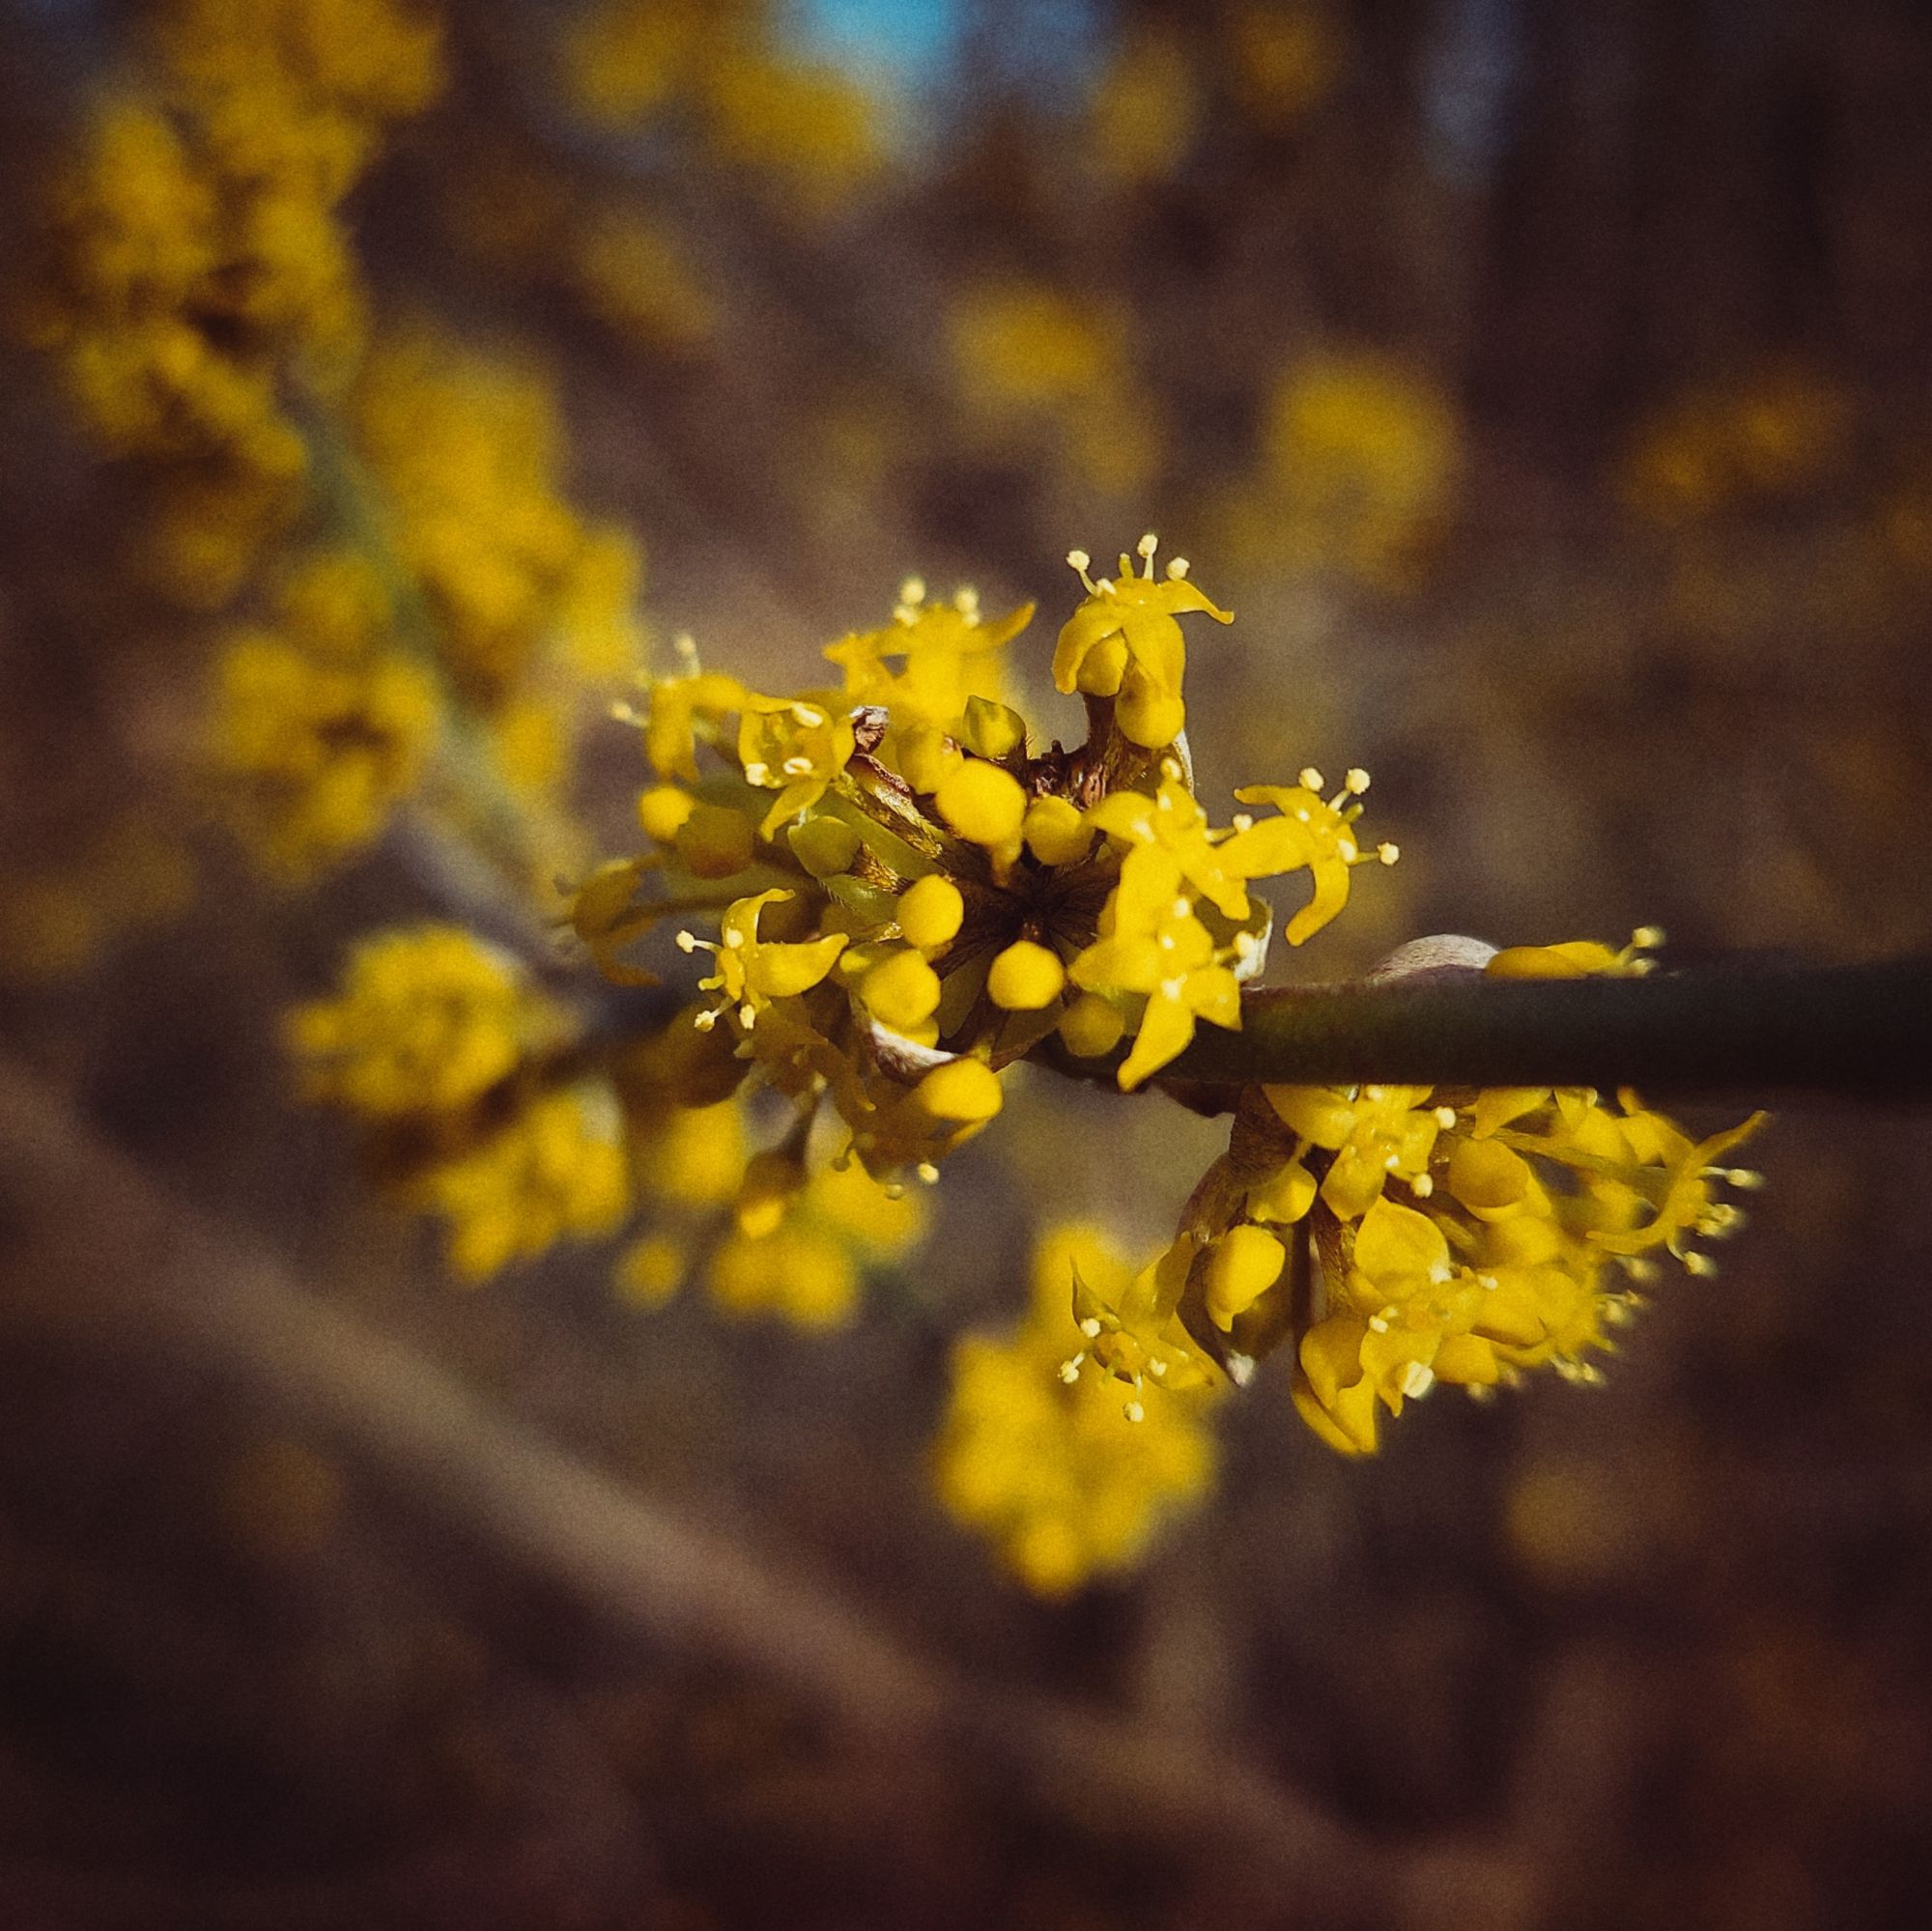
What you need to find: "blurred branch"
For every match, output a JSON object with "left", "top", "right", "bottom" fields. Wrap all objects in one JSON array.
[
  {"left": 0, "top": 1056, "right": 1388, "bottom": 1908},
  {"left": 1163, "top": 955, "right": 1932, "bottom": 1098}
]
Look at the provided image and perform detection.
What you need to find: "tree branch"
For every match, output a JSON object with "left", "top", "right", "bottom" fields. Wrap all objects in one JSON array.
[{"left": 1163, "top": 956, "right": 1932, "bottom": 1098}]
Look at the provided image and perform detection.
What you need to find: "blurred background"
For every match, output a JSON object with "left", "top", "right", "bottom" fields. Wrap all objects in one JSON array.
[{"left": 2, "top": 0, "right": 1930, "bottom": 1924}]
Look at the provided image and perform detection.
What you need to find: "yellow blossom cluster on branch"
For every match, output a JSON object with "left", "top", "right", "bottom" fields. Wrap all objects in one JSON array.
[
  {"left": 575, "top": 533, "right": 1388, "bottom": 1210},
  {"left": 25, "top": 0, "right": 443, "bottom": 607},
  {"left": 933, "top": 1224, "right": 1220, "bottom": 1595},
  {"left": 291, "top": 923, "right": 919, "bottom": 1322}
]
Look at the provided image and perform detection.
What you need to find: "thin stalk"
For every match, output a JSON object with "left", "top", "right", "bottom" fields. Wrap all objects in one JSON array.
[{"left": 1160, "top": 957, "right": 1932, "bottom": 1099}]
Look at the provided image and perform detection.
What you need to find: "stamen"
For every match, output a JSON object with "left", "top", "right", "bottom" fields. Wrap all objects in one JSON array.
[
  {"left": 1230, "top": 812, "right": 1254, "bottom": 833},
  {"left": 675, "top": 930, "right": 698, "bottom": 952},
  {"left": 1123, "top": 1400, "right": 1146, "bottom": 1424},
  {"left": 1136, "top": 531, "right": 1158, "bottom": 578},
  {"left": 1079, "top": 1318, "right": 1102, "bottom": 1339},
  {"left": 1411, "top": 1174, "right": 1435, "bottom": 1198},
  {"left": 1344, "top": 767, "right": 1371, "bottom": 794},
  {"left": 1059, "top": 1355, "right": 1084, "bottom": 1384},
  {"left": 1399, "top": 1362, "right": 1435, "bottom": 1400},
  {"left": 781, "top": 755, "right": 813, "bottom": 777},
  {"left": 722, "top": 927, "right": 745, "bottom": 949},
  {"left": 791, "top": 703, "right": 825, "bottom": 726},
  {"left": 693, "top": 1008, "right": 718, "bottom": 1032},
  {"left": 1434, "top": 1106, "right": 1458, "bottom": 1129},
  {"left": 1166, "top": 557, "right": 1190, "bottom": 579},
  {"left": 739, "top": 1004, "right": 757, "bottom": 1029},
  {"left": 742, "top": 761, "right": 771, "bottom": 785},
  {"left": 672, "top": 632, "right": 700, "bottom": 667},
  {"left": 1298, "top": 766, "right": 1324, "bottom": 793},
  {"left": 916, "top": 1161, "right": 940, "bottom": 1183},
  {"left": 898, "top": 576, "right": 925, "bottom": 607},
  {"left": 1378, "top": 842, "right": 1401, "bottom": 866}
]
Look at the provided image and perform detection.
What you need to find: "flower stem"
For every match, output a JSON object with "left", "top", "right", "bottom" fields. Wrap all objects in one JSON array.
[{"left": 1161, "top": 956, "right": 1932, "bottom": 1099}]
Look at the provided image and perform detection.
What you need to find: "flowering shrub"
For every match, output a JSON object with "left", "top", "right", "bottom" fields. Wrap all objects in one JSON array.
[{"left": 16, "top": 0, "right": 1774, "bottom": 1600}]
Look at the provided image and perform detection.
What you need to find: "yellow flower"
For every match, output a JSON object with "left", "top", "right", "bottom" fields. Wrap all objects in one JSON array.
[
  {"left": 1053, "top": 534, "right": 1232, "bottom": 749},
  {"left": 1087, "top": 768, "right": 1261, "bottom": 924},
  {"left": 824, "top": 581, "right": 1031, "bottom": 738},
  {"left": 682, "top": 889, "right": 847, "bottom": 1032},
  {"left": 210, "top": 629, "right": 437, "bottom": 878},
  {"left": 932, "top": 1223, "right": 1218, "bottom": 1596},
  {"left": 737, "top": 693, "right": 856, "bottom": 837},
  {"left": 640, "top": 667, "right": 752, "bottom": 782},
  {"left": 1265, "top": 1082, "right": 1444, "bottom": 1219},
  {"left": 1070, "top": 906, "right": 1242, "bottom": 1091},
  {"left": 289, "top": 923, "right": 562, "bottom": 1117},
  {"left": 408, "top": 1083, "right": 630, "bottom": 1280},
  {"left": 1228, "top": 770, "right": 1390, "bottom": 946}
]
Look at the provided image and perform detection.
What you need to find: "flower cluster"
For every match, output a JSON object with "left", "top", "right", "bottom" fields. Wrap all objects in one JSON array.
[
  {"left": 1087, "top": 1015, "right": 1764, "bottom": 1458},
  {"left": 284, "top": 531, "right": 1769, "bottom": 1592},
  {"left": 25, "top": 0, "right": 442, "bottom": 606},
  {"left": 577, "top": 535, "right": 1391, "bottom": 1225},
  {"left": 291, "top": 923, "right": 920, "bottom": 1320},
  {"left": 933, "top": 1224, "right": 1220, "bottom": 1596}
]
